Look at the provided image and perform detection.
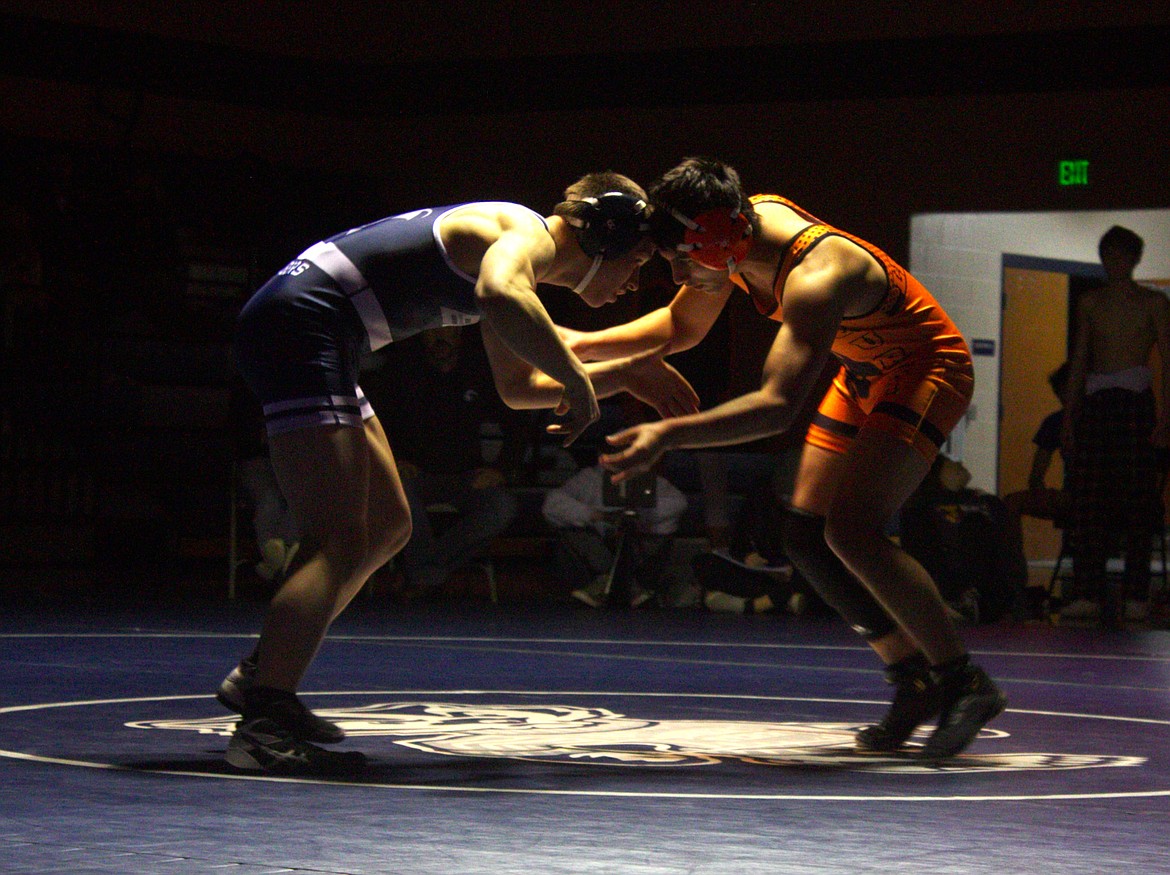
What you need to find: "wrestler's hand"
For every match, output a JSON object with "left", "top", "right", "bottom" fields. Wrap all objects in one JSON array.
[
  {"left": 555, "top": 325, "right": 598, "bottom": 361},
  {"left": 619, "top": 348, "right": 701, "bottom": 419},
  {"left": 599, "top": 420, "right": 669, "bottom": 483},
  {"left": 546, "top": 371, "right": 600, "bottom": 447}
]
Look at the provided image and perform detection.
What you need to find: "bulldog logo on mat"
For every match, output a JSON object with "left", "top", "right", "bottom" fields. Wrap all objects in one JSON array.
[{"left": 127, "top": 702, "right": 1144, "bottom": 774}]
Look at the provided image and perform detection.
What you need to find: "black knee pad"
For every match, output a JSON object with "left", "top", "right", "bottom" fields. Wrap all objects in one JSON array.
[{"left": 782, "top": 508, "right": 897, "bottom": 640}]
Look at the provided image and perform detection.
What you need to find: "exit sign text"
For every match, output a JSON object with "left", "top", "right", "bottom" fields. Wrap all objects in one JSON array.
[{"left": 1059, "top": 160, "right": 1090, "bottom": 186}]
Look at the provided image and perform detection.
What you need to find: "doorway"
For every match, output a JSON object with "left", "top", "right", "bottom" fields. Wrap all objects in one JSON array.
[{"left": 998, "top": 254, "right": 1104, "bottom": 576}]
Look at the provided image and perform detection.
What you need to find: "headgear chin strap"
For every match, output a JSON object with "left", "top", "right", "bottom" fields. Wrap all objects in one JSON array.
[
  {"left": 669, "top": 206, "right": 752, "bottom": 273},
  {"left": 573, "top": 254, "right": 604, "bottom": 294}
]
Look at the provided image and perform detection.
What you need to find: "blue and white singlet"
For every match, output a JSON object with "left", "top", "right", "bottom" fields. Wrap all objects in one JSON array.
[{"left": 234, "top": 202, "right": 547, "bottom": 434}]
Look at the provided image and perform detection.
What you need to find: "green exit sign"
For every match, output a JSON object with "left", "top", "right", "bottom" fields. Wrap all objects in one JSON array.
[{"left": 1059, "top": 160, "right": 1090, "bottom": 186}]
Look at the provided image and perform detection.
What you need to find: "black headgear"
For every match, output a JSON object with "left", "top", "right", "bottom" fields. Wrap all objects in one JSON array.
[{"left": 561, "top": 192, "right": 650, "bottom": 259}]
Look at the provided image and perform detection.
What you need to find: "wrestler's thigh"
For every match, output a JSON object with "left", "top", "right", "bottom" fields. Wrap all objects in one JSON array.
[
  {"left": 267, "top": 424, "right": 372, "bottom": 540},
  {"left": 831, "top": 429, "right": 931, "bottom": 528},
  {"left": 362, "top": 415, "right": 410, "bottom": 529},
  {"left": 789, "top": 442, "right": 848, "bottom": 517}
]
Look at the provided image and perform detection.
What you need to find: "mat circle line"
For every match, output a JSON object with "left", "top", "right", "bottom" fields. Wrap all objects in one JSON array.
[{"left": 1, "top": 690, "right": 1167, "bottom": 802}]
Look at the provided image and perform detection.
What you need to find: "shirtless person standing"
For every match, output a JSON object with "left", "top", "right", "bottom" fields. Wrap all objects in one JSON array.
[{"left": 1062, "top": 225, "right": 1170, "bottom": 627}]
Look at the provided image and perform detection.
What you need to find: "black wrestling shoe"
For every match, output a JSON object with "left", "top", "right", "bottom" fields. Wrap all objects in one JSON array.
[
  {"left": 855, "top": 654, "right": 942, "bottom": 752},
  {"left": 240, "top": 685, "right": 346, "bottom": 744},
  {"left": 225, "top": 718, "right": 366, "bottom": 775},
  {"left": 919, "top": 662, "right": 1007, "bottom": 761},
  {"left": 215, "top": 655, "right": 257, "bottom": 714}
]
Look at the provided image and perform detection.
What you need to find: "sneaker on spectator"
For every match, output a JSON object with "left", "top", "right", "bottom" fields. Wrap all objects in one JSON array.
[
  {"left": 704, "top": 590, "right": 747, "bottom": 613},
  {"left": 629, "top": 585, "right": 655, "bottom": 608},
  {"left": 571, "top": 576, "right": 609, "bottom": 608}
]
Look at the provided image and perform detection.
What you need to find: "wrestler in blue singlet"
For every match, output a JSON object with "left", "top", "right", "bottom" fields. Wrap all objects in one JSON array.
[{"left": 235, "top": 203, "right": 547, "bottom": 435}]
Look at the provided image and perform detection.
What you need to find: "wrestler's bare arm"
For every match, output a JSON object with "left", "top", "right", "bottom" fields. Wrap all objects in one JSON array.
[
  {"left": 600, "top": 266, "right": 847, "bottom": 476},
  {"left": 474, "top": 226, "right": 598, "bottom": 445},
  {"left": 563, "top": 283, "right": 731, "bottom": 362},
  {"left": 482, "top": 326, "right": 698, "bottom": 419}
]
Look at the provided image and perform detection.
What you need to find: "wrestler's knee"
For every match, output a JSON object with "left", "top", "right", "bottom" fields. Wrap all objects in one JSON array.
[
  {"left": 366, "top": 513, "right": 411, "bottom": 570},
  {"left": 782, "top": 508, "right": 896, "bottom": 640},
  {"left": 822, "top": 506, "right": 885, "bottom": 569},
  {"left": 273, "top": 528, "right": 361, "bottom": 591},
  {"left": 326, "top": 529, "right": 374, "bottom": 583}
]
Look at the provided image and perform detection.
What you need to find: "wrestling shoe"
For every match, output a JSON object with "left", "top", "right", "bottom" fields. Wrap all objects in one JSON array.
[
  {"left": 225, "top": 718, "right": 366, "bottom": 775},
  {"left": 245, "top": 686, "right": 346, "bottom": 744},
  {"left": 217, "top": 662, "right": 345, "bottom": 744},
  {"left": 855, "top": 654, "right": 941, "bottom": 752},
  {"left": 919, "top": 661, "right": 1007, "bottom": 761},
  {"left": 215, "top": 655, "right": 257, "bottom": 714}
]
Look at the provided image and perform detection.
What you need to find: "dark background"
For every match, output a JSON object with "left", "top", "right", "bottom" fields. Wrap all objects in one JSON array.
[{"left": 3, "top": 2, "right": 1169, "bottom": 601}]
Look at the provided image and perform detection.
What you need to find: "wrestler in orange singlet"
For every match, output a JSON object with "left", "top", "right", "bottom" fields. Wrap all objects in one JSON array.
[
  {"left": 738, "top": 193, "right": 974, "bottom": 464},
  {"left": 563, "top": 158, "right": 1006, "bottom": 760}
]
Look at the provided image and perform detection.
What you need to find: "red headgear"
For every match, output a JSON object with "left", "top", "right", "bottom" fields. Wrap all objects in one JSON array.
[{"left": 670, "top": 206, "right": 752, "bottom": 272}]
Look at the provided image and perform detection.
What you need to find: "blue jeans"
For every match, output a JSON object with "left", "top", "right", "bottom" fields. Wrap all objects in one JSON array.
[{"left": 399, "top": 473, "right": 518, "bottom": 589}]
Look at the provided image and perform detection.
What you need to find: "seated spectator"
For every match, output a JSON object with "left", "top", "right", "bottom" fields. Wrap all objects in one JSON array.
[
  {"left": 542, "top": 463, "right": 687, "bottom": 608},
  {"left": 900, "top": 455, "right": 1025, "bottom": 625},
  {"left": 364, "top": 325, "right": 523, "bottom": 598},
  {"left": 694, "top": 450, "right": 777, "bottom": 551},
  {"left": 1002, "top": 362, "right": 1072, "bottom": 616},
  {"left": 691, "top": 447, "right": 820, "bottom": 616},
  {"left": 231, "top": 378, "right": 299, "bottom": 584}
]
